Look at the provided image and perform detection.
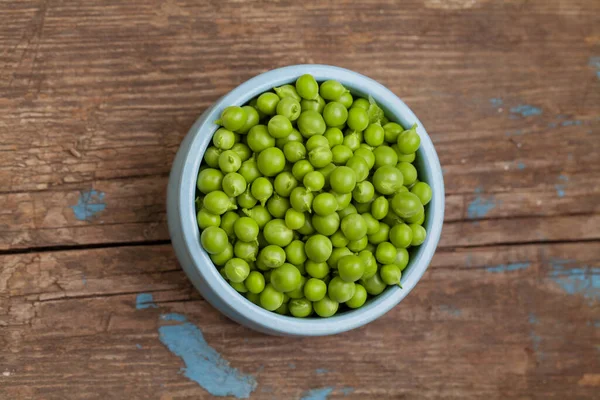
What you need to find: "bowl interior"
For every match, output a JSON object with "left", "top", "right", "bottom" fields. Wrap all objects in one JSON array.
[{"left": 178, "top": 65, "right": 444, "bottom": 335}]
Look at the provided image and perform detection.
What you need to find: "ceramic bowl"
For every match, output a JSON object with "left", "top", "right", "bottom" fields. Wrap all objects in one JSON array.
[{"left": 167, "top": 64, "right": 444, "bottom": 336}]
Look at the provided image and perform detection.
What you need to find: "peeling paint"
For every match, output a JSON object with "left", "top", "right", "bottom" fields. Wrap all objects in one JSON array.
[
  {"left": 136, "top": 293, "right": 157, "bottom": 309},
  {"left": 510, "top": 105, "right": 542, "bottom": 117},
  {"left": 439, "top": 305, "right": 462, "bottom": 316},
  {"left": 486, "top": 263, "right": 531, "bottom": 273},
  {"left": 548, "top": 259, "right": 600, "bottom": 303},
  {"left": 589, "top": 56, "right": 600, "bottom": 80},
  {"left": 301, "top": 387, "right": 334, "bottom": 400},
  {"left": 71, "top": 190, "right": 106, "bottom": 221},
  {"left": 467, "top": 187, "right": 498, "bottom": 219}
]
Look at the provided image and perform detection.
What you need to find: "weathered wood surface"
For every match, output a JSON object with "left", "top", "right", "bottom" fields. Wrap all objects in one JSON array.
[{"left": 1, "top": 0, "right": 599, "bottom": 398}]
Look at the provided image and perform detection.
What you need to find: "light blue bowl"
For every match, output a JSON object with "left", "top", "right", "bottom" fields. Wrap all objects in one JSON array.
[{"left": 167, "top": 65, "right": 444, "bottom": 336}]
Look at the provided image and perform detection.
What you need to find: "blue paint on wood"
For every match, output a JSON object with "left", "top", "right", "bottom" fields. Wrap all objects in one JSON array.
[
  {"left": 301, "top": 387, "right": 334, "bottom": 400},
  {"left": 554, "top": 185, "right": 566, "bottom": 198},
  {"left": 589, "top": 56, "right": 600, "bottom": 79},
  {"left": 71, "top": 190, "right": 106, "bottom": 220},
  {"left": 489, "top": 98, "right": 503, "bottom": 106},
  {"left": 158, "top": 313, "right": 257, "bottom": 398},
  {"left": 548, "top": 259, "right": 600, "bottom": 303},
  {"left": 486, "top": 263, "right": 531, "bottom": 273},
  {"left": 561, "top": 120, "right": 583, "bottom": 127},
  {"left": 467, "top": 187, "right": 498, "bottom": 219},
  {"left": 505, "top": 129, "right": 524, "bottom": 136},
  {"left": 517, "top": 162, "right": 526, "bottom": 170},
  {"left": 340, "top": 387, "right": 355, "bottom": 396},
  {"left": 288, "top": 363, "right": 296, "bottom": 369},
  {"left": 528, "top": 313, "right": 538, "bottom": 324},
  {"left": 315, "top": 368, "right": 330, "bottom": 375},
  {"left": 528, "top": 313, "right": 544, "bottom": 360},
  {"left": 136, "top": 293, "right": 157, "bottom": 309},
  {"left": 510, "top": 105, "right": 542, "bottom": 117},
  {"left": 439, "top": 305, "right": 462, "bottom": 316},
  {"left": 82, "top": 274, "right": 87, "bottom": 285},
  {"left": 136, "top": 344, "right": 143, "bottom": 349}
]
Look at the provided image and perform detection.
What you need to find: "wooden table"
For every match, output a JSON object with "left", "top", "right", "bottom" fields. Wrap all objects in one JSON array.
[{"left": 2, "top": 0, "right": 599, "bottom": 398}]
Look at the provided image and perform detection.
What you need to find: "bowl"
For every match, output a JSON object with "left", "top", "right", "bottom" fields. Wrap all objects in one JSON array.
[{"left": 167, "top": 64, "right": 444, "bottom": 336}]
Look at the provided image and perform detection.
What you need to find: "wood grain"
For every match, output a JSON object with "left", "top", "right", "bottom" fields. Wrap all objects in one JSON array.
[{"left": 1, "top": 0, "right": 599, "bottom": 398}]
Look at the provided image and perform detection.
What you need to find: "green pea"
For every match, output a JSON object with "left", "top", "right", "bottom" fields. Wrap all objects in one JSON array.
[
  {"left": 313, "top": 295, "right": 339, "bottom": 317},
  {"left": 323, "top": 102, "right": 348, "bottom": 127},
  {"left": 343, "top": 131, "right": 361, "bottom": 151},
  {"left": 275, "top": 302, "right": 289, "bottom": 315},
  {"left": 219, "top": 211, "right": 239, "bottom": 239},
  {"left": 347, "top": 107, "right": 369, "bottom": 131},
  {"left": 210, "top": 241, "right": 233, "bottom": 266},
  {"left": 353, "top": 147, "right": 375, "bottom": 169},
  {"left": 331, "top": 145, "right": 354, "bottom": 165},
  {"left": 257, "top": 147, "right": 286, "bottom": 177},
  {"left": 263, "top": 219, "right": 294, "bottom": 247},
  {"left": 330, "top": 191, "right": 352, "bottom": 210},
  {"left": 237, "top": 106, "right": 260, "bottom": 134},
  {"left": 218, "top": 150, "right": 242, "bottom": 173},
  {"left": 397, "top": 151, "right": 416, "bottom": 163},
  {"left": 345, "top": 156, "right": 369, "bottom": 183},
  {"left": 305, "top": 261, "right": 329, "bottom": 279},
  {"left": 341, "top": 213, "right": 367, "bottom": 241},
  {"left": 355, "top": 200, "right": 372, "bottom": 214},
  {"left": 289, "top": 298, "right": 313, "bottom": 318},
  {"left": 368, "top": 222, "right": 390, "bottom": 245},
  {"left": 318, "top": 163, "right": 336, "bottom": 188},
  {"left": 286, "top": 275, "right": 307, "bottom": 299},
  {"left": 300, "top": 95, "right": 326, "bottom": 113},
  {"left": 337, "top": 255, "right": 365, "bottom": 282},
  {"left": 376, "top": 242, "right": 397, "bottom": 264},
  {"left": 247, "top": 125, "right": 275, "bottom": 153},
  {"left": 230, "top": 281, "right": 248, "bottom": 293},
  {"left": 277, "top": 128, "right": 303, "bottom": 148},
  {"left": 305, "top": 234, "right": 333, "bottom": 263},
  {"left": 257, "top": 245, "right": 286, "bottom": 269},
  {"left": 197, "top": 208, "right": 221, "bottom": 230},
  {"left": 224, "top": 258, "right": 250, "bottom": 283},
  {"left": 327, "top": 247, "right": 354, "bottom": 269},
  {"left": 397, "top": 162, "right": 417, "bottom": 186},
  {"left": 324, "top": 128, "right": 344, "bottom": 147},
  {"left": 234, "top": 240, "right": 259, "bottom": 263},
  {"left": 360, "top": 213, "right": 380, "bottom": 236},
  {"left": 319, "top": 80, "right": 347, "bottom": 101},
  {"left": 361, "top": 272, "right": 387, "bottom": 295},
  {"left": 389, "top": 224, "right": 413, "bottom": 248},
  {"left": 312, "top": 193, "right": 338, "bottom": 216},
  {"left": 329, "top": 166, "right": 356, "bottom": 194},
  {"left": 303, "top": 170, "right": 325, "bottom": 192},
  {"left": 304, "top": 278, "right": 327, "bottom": 302},
  {"left": 251, "top": 177, "right": 273, "bottom": 206},
  {"left": 197, "top": 168, "right": 224, "bottom": 194},
  {"left": 237, "top": 188, "right": 257, "bottom": 209},
  {"left": 242, "top": 205, "right": 272, "bottom": 229},
  {"left": 411, "top": 182, "right": 432, "bottom": 205},
  {"left": 358, "top": 250, "right": 377, "bottom": 279},
  {"left": 297, "top": 110, "right": 326, "bottom": 137},
  {"left": 213, "top": 128, "right": 236, "bottom": 150},
  {"left": 238, "top": 158, "right": 261, "bottom": 185},
  {"left": 410, "top": 224, "right": 427, "bottom": 246},
  {"left": 330, "top": 230, "right": 350, "bottom": 248},
  {"left": 283, "top": 141, "right": 306, "bottom": 163},
  {"left": 256, "top": 92, "right": 280, "bottom": 116},
  {"left": 372, "top": 165, "right": 404, "bottom": 195},
  {"left": 308, "top": 146, "right": 333, "bottom": 168},
  {"left": 406, "top": 210, "right": 425, "bottom": 225},
  {"left": 370, "top": 196, "right": 389, "bottom": 220},
  {"left": 312, "top": 212, "right": 340, "bottom": 236},
  {"left": 383, "top": 122, "right": 404, "bottom": 143},
  {"left": 328, "top": 276, "right": 355, "bottom": 303},
  {"left": 246, "top": 291, "right": 261, "bottom": 305},
  {"left": 397, "top": 125, "right": 421, "bottom": 154},
  {"left": 274, "top": 84, "right": 301, "bottom": 101},
  {"left": 337, "top": 204, "right": 357, "bottom": 219},
  {"left": 218, "top": 106, "right": 247, "bottom": 132},
  {"left": 337, "top": 92, "right": 353, "bottom": 108},
  {"left": 266, "top": 115, "right": 293, "bottom": 139},
  {"left": 296, "top": 74, "right": 319, "bottom": 100},
  {"left": 244, "top": 270, "right": 265, "bottom": 294},
  {"left": 285, "top": 240, "right": 307, "bottom": 266},
  {"left": 373, "top": 146, "right": 398, "bottom": 169},
  {"left": 204, "top": 191, "right": 236, "bottom": 215},
  {"left": 222, "top": 172, "right": 246, "bottom": 197},
  {"left": 272, "top": 171, "right": 297, "bottom": 197},
  {"left": 297, "top": 213, "right": 316, "bottom": 236},
  {"left": 391, "top": 192, "right": 424, "bottom": 219},
  {"left": 395, "top": 248, "right": 410, "bottom": 271},
  {"left": 305, "top": 135, "right": 329, "bottom": 151},
  {"left": 290, "top": 187, "right": 314, "bottom": 213},
  {"left": 285, "top": 208, "right": 306, "bottom": 230},
  {"left": 271, "top": 263, "right": 302, "bottom": 293},
  {"left": 347, "top": 235, "right": 368, "bottom": 253},
  {"left": 352, "top": 181, "right": 374, "bottom": 205},
  {"left": 351, "top": 98, "right": 370, "bottom": 110},
  {"left": 380, "top": 264, "right": 402, "bottom": 286},
  {"left": 346, "top": 284, "right": 367, "bottom": 308},
  {"left": 231, "top": 143, "right": 252, "bottom": 162},
  {"left": 364, "top": 124, "right": 385, "bottom": 147},
  {"left": 292, "top": 159, "right": 314, "bottom": 181},
  {"left": 204, "top": 146, "right": 222, "bottom": 168},
  {"left": 260, "top": 283, "right": 285, "bottom": 311},
  {"left": 267, "top": 194, "right": 290, "bottom": 219}
]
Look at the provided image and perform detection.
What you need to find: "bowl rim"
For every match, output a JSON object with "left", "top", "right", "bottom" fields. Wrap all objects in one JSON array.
[{"left": 170, "top": 64, "right": 445, "bottom": 336}]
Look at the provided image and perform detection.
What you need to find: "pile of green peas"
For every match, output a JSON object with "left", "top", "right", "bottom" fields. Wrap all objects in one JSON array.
[{"left": 196, "top": 74, "right": 432, "bottom": 318}]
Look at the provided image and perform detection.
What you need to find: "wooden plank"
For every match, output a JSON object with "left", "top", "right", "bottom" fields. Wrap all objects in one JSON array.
[{"left": 1, "top": 242, "right": 598, "bottom": 398}]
